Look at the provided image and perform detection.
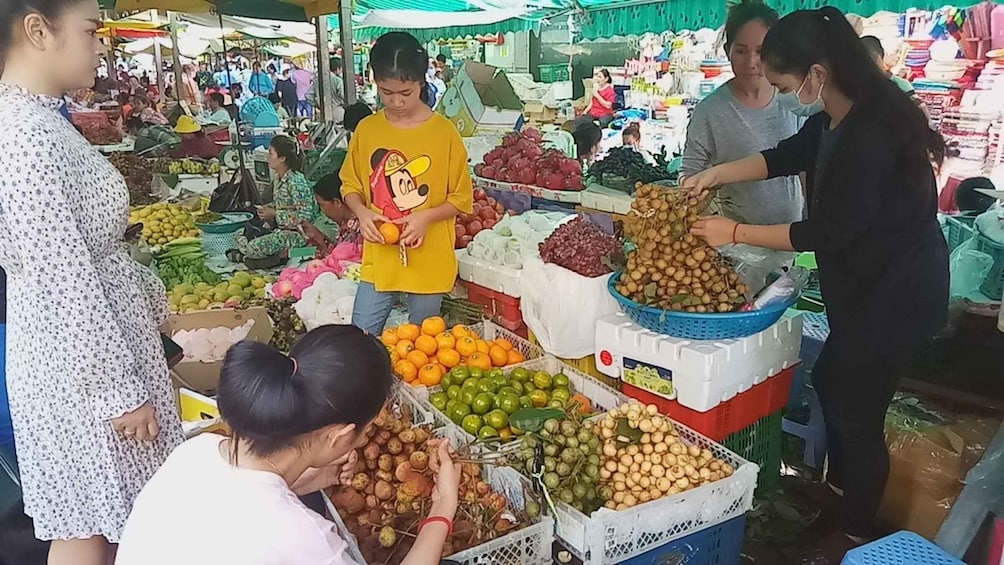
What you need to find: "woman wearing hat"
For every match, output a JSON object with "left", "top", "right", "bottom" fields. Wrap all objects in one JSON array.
[{"left": 171, "top": 115, "right": 222, "bottom": 159}]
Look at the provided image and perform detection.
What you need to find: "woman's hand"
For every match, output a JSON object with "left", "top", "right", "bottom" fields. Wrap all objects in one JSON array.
[
  {"left": 678, "top": 168, "right": 720, "bottom": 200},
  {"left": 257, "top": 206, "right": 277, "bottom": 221},
  {"left": 300, "top": 222, "right": 332, "bottom": 253},
  {"left": 427, "top": 439, "right": 460, "bottom": 518},
  {"left": 291, "top": 449, "right": 359, "bottom": 495},
  {"left": 111, "top": 402, "right": 160, "bottom": 441},
  {"left": 356, "top": 207, "right": 391, "bottom": 244},
  {"left": 394, "top": 210, "right": 434, "bottom": 248},
  {"left": 691, "top": 216, "right": 738, "bottom": 248}
]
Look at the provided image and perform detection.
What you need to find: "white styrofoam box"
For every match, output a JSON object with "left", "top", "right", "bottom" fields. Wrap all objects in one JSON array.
[
  {"left": 581, "top": 184, "right": 634, "bottom": 215},
  {"left": 456, "top": 248, "right": 524, "bottom": 297},
  {"left": 473, "top": 175, "right": 584, "bottom": 204},
  {"left": 594, "top": 311, "right": 803, "bottom": 412}
]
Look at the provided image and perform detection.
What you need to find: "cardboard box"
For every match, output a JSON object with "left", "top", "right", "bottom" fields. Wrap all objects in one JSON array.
[
  {"left": 523, "top": 100, "right": 558, "bottom": 126},
  {"left": 438, "top": 62, "right": 524, "bottom": 136},
  {"left": 164, "top": 307, "right": 273, "bottom": 396}
]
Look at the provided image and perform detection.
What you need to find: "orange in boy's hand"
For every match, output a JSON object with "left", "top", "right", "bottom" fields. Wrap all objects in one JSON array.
[{"left": 379, "top": 222, "right": 401, "bottom": 245}]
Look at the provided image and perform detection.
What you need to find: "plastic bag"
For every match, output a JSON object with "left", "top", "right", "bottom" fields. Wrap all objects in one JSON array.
[
  {"left": 719, "top": 244, "right": 797, "bottom": 296},
  {"left": 518, "top": 256, "right": 621, "bottom": 358},
  {"left": 949, "top": 237, "right": 993, "bottom": 298}
]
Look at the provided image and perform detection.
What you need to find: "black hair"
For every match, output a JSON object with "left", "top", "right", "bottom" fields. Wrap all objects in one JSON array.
[
  {"left": 370, "top": 32, "right": 430, "bottom": 105},
  {"left": 313, "top": 173, "right": 343, "bottom": 202},
  {"left": 622, "top": 122, "right": 641, "bottom": 140},
  {"left": 267, "top": 63, "right": 276, "bottom": 73},
  {"left": 955, "top": 177, "right": 996, "bottom": 213},
  {"left": 761, "top": 7, "right": 945, "bottom": 179},
  {"left": 268, "top": 92, "right": 281, "bottom": 105},
  {"left": 270, "top": 134, "right": 304, "bottom": 172},
  {"left": 124, "top": 116, "right": 144, "bottom": 133},
  {"left": 208, "top": 92, "right": 224, "bottom": 107},
  {"left": 435, "top": 54, "right": 447, "bottom": 63},
  {"left": 329, "top": 56, "right": 342, "bottom": 73},
  {"left": 724, "top": 0, "right": 779, "bottom": 53},
  {"left": 861, "top": 35, "right": 884, "bottom": 59},
  {"left": 0, "top": 0, "right": 81, "bottom": 57},
  {"left": 573, "top": 122, "right": 602, "bottom": 159},
  {"left": 343, "top": 101, "right": 373, "bottom": 132},
  {"left": 597, "top": 68, "right": 611, "bottom": 83},
  {"left": 217, "top": 325, "right": 392, "bottom": 459}
]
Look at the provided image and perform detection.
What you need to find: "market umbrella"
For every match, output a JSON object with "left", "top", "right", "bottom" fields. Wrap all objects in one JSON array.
[{"left": 112, "top": 0, "right": 341, "bottom": 21}]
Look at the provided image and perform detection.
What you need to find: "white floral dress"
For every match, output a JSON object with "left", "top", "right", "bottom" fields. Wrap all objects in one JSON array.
[{"left": 0, "top": 83, "right": 183, "bottom": 542}]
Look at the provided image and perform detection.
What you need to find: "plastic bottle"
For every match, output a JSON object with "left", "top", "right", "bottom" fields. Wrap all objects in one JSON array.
[{"left": 992, "top": 4, "right": 1004, "bottom": 51}]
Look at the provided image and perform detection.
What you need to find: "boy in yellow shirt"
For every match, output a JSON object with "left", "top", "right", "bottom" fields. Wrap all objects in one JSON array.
[{"left": 340, "top": 32, "right": 473, "bottom": 335}]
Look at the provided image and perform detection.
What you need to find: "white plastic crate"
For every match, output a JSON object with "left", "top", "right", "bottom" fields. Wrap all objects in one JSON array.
[
  {"left": 457, "top": 249, "right": 524, "bottom": 297},
  {"left": 594, "top": 311, "right": 803, "bottom": 412},
  {"left": 580, "top": 184, "right": 634, "bottom": 215},
  {"left": 552, "top": 419, "right": 758, "bottom": 564}
]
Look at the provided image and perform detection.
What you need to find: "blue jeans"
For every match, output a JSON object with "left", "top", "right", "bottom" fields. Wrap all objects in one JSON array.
[
  {"left": 352, "top": 282, "right": 444, "bottom": 336},
  {"left": 0, "top": 325, "right": 12, "bottom": 452},
  {"left": 297, "top": 100, "right": 313, "bottom": 118}
]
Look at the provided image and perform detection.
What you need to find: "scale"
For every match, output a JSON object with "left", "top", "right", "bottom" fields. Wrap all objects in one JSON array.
[{"left": 594, "top": 311, "right": 803, "bottom": 412}]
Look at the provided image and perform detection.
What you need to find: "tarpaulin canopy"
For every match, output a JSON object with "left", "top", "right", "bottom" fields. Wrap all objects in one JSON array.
[
  {"left": 120, "top": 35, "right": 211, "bottom": 56},
  {"left": 110, "top": 0, "right": 341, "bottom": 21},
  {"left": 353, "top": 16, "right": 543, "bottom": 42}
]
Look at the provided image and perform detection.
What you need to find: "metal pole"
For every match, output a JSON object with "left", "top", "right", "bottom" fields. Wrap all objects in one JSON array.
[
  {"left": 338, "top": 6, "right": 356, "bottom": 105},
  {"left": 168, "top": 12, "right": 185, "bottom": 107},
  {"left": 314, "top": 17, "right": 329, "bottom": 121}
]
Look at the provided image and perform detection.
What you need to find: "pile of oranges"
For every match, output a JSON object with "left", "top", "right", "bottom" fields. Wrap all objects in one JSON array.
[{"left": 381, "top": 316, "right": 526, "bottom": 387}]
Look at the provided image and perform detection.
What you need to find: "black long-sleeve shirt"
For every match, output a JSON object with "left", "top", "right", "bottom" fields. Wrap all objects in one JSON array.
[{"left": 761, "top": 109, "right": 948, "bottom": 364}]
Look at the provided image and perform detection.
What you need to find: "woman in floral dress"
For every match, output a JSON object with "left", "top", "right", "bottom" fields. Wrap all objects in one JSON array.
[
  {"left": 233, "top": 135, "right": 320, "bottom": 260},
  {"left": 0, "top": 1, "right": 184, "bottom": 564}
]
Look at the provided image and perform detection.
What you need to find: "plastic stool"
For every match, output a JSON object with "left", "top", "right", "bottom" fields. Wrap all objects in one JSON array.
[
  {"left": 841, "top": 531, "right": 964, "bottom": 565},
  {"left": 782, "top": 312, "right": 829, "bottom": 468}
]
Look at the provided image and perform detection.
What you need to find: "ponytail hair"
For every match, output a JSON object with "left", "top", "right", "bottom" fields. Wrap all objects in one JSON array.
[
  {"left": 269, "top": 134, "right": 304, "bottom": 172},
  {"left": 217, "top": 325, "right": 392, "bottom": 459},
  {"left": 762, "top": 7, "right": 945, "bottom": 186}
]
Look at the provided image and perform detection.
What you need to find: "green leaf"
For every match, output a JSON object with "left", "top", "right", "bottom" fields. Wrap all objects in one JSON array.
[
  {"left": 509, "top": 408, "right": 564, "bottom": 433},
  {"left": 615, "top": 417, "right": 643, "bottom": 447},
  {"left": 670, "top": 294, "right": 690, "bottom": 304},
  {"left": 162, "top": 173, "right": 180, "bottom": 189},
  {"left": 643, "top": 283, "right": 658, "bottom": 300}
]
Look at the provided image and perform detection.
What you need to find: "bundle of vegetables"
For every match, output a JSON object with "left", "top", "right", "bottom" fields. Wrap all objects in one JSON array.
[
  {"left": 588, "top": 147, "right": 673, "bottom": 188},
  {"left": 474, "top": 129, "right": 584, "bottom": 191},
  {"left": 617, "top": 184, "right": 749, "bottom": 312},
  {"left": 155, "top": 239, "right": 222, "bottom": 290},
  {"left": 109, "top": 152, "right": 157, "bottom": 206},
  {"left": 539, "top": 216, "right": 621, "bottom": 277},
  {"left": 329, "top": 405, "right": 532, "bottom": 562},
  {"left": 594, "top": 402, "right": 734, "bottom": 510}
]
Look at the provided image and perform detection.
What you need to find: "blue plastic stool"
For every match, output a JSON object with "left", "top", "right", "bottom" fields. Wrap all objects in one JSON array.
[
  {"left": 841, "top": 531, "right": 964, "bottom": 565},
  {"left": 782, "top": 312, "right": 829, "bottom": 468}
]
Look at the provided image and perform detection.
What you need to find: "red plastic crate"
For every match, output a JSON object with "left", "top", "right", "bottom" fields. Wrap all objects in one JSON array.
[
  {"left": 460, "top": 280, "right": 524, "bottom": 332},
  {"left": 623, "top": 365, "right": 796, "bottom": 442}
]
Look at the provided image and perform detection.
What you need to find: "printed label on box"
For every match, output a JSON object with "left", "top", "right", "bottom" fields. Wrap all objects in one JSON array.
[{"left": 622, "top": 357, "right": 676, "bottom": 400}]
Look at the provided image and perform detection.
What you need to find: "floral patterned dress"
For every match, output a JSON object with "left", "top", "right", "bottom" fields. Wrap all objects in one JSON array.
[
  {"left": 0, "top": 83, "right": 183, "bottom": 541},
  {"left": 237, "top": 170, "right": 319, "bottom": 258}
]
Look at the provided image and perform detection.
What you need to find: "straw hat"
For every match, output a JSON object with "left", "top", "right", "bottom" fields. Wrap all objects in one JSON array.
[{"left": 174, "top": 115, "right": 201, "bottom": 134}]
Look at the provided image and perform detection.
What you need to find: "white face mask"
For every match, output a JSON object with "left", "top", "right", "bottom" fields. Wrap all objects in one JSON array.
[{"left": 777, "top": 73, "right": 825, "bottom": 117}]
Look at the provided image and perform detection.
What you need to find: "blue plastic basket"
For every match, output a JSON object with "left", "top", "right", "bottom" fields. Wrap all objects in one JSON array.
[
  {"left": 608, "top": 272, "right": 798, "bottom": 340},
  {"left": 841, "top": 531, "right": 963, "bottom": 565},
  {"left": 618, "top": 515, "right": 745, "bottom": 565}
]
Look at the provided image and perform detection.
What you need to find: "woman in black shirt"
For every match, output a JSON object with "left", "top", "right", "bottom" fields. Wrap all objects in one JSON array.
[{"left": 682, "top": 6, "right": 948, "bottom": 543}]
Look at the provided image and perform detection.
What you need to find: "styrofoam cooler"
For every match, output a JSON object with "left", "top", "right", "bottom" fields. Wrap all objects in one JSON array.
[
  {"left": 594, "top": 311, "right": 803, "bottom": 412},
  {"left": 456, "top": 249, "right": 523, "bottom": 297}
]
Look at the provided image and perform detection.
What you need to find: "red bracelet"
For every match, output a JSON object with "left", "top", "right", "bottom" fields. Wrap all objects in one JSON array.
[
  {"left": 419, "top": 516, "right": 454, "bottom": 536},
  {"left": 731, "top": 223, "right": 741, "bottom": 245}
]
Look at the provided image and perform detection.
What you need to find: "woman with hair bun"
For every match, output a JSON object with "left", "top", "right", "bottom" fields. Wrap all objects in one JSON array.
[
  {"left": 683, "top": 6, "right": 948, "bottom": 545},
  {"left": 682, "top": 0, "right": 806, "bottom": 228},
  {"left": 116, "top": 325, "right": 462, "bottom": 565}
]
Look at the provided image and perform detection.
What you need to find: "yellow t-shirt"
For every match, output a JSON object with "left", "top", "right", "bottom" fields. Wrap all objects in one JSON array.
[{"left": 340, "top": 111, "right": 473, "bottom": 294}]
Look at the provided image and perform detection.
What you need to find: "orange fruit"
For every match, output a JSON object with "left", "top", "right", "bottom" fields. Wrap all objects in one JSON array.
[
  {"left": 436, "top": 363, "right": 449, "bottom": 377},
  {"left": 435, "top": 332, "right": 456, "bottom": 351},
  {"left": 418, "top": 364, "right": 443, "bottom": 386},
  {"left": 494, "top": 339, "right": 514, "bottom": 351},
  {"left": 415, "top": 335, "right": 438, "bottom": 356},
  {"left": 456, "top": 336, "right": 478, "bottom": 357},
  {"left": 395, "top": 340, "right": 415, "bottom": 358},
  {"left": 406, "top": 349, "right": 430, "bottom": 368},
  {"left": 395, "top": 359, "right": 418, "bottom": 382},
  {"left": 475, "top": 340, "right": 490, "bottom": 354},
  {"left": 379, "top": 222, "right": 401, "bottom": 245},
  {"left": 389, "top": 348, "right": 401, "bottom": 364},
  {"left": 421, "top": 316, "right": 447, "bottom": 337},
  {"left": 488, "top": 345, "right": 509, "bottom": 367},
  {"left": 467, "top": 352, "right": 492, "bottom": 372},
  {"left": 396, "top": 323, "right": 421, "bottom": 342},
  {"left": 506, "top": 350, "right": 525, "bottom": 365},
  {"left": 451, "top": 324, "right": 470, "bottom": 339},
  {"left": 381, "top": 329, "right": 400, "bottom": 346},
  {"left": 437, "top": 347, "right": 461, "bottom": 368}
]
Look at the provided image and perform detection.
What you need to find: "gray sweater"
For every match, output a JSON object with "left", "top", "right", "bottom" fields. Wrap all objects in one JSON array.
[{"left": 682, "top": 83, "right": 805, "bottom": 225}]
